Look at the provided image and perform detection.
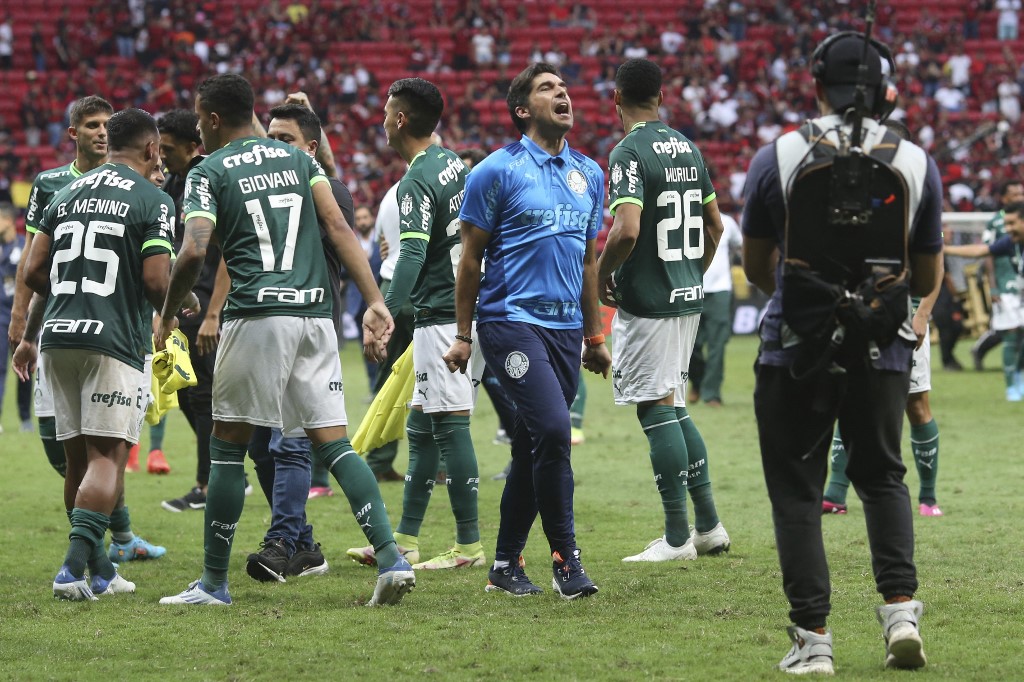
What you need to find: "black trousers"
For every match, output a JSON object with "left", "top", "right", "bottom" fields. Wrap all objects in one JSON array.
[
  {"left": 177, "top": 323, "right": 217, "bottom": 486},
  {"left": 754, "top": 361, "right": 918, "bottom": 628}
]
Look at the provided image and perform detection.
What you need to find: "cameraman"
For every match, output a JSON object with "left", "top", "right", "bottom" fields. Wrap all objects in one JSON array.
[{"left": 742, "top": 34, "right": 943, "bottom": 673}]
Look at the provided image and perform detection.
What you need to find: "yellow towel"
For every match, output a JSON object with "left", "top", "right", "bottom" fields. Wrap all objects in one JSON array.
[
  {"left": 351, "top": 344, "right": 415, "bottom": 454},
  {"left": 152, "top": 329, "right": 198, "bottom": 395},
  {"left": 145, "top": 370, "right": 179, "bottom": 425}
]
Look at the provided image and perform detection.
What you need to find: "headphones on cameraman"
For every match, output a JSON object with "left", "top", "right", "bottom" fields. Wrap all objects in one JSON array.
[{"left": 811, "top": 31, "right": 898, "bottom": 120}]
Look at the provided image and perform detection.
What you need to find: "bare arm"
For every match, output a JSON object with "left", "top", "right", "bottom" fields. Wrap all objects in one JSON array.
[
  {"left": 11, "top": 292, "right": 46, "bottom": 381},
  {"left": 742, "top": 236, "right": 779, "bottom": 295},
  {"left": 311, "top": 180, "right": 392, "bottom": 358},
  {"left": 442, "top": 221, "right": 488, "bottom": 373},
  {"left": 251, "top": 112, "right": 267, "bottom": 138},
  {"left": 142, "top": 253, "right": 172, "bottom": 313},
  {"left": 701, "top": 197, "right": 725, "bottom": 274},
  {"left": 596, "top": 203, "right": 640, "bottom": 307},
  {"left": 942, "top": 243, "right": 989, "bottom": 258},
  {"left": 912, "top": 255, "right": 944, "bottom": 349},
  {"left": 286, "top": 91, "right": 337, "bottom": 177},
  {"left": 24, "top": 232, "right": 52, "bottom": 297},
  {"left": 909, "top": 251, "right": 943, "bottom": 299},
  {"left": 196, "top": 256, "right": 230, "bottom": 356},
  {"left": 581, "top": 238, "right": 611, "bottom": 377},
  {"left": 156, "top": 216, "right": 213, "bottom": 349},
  {"left": 7, "top": 230, "right": 35, "bottom": 346}
]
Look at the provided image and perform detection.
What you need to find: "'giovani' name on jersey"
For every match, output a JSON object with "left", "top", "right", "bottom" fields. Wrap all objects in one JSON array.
[{"left": 220, "top": 144, "right": 304, "bottom": 196}]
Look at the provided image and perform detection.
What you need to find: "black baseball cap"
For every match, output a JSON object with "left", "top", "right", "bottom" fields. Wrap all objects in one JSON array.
[{"left": 816, "top": 33, "right": 884, "bottom": 111}]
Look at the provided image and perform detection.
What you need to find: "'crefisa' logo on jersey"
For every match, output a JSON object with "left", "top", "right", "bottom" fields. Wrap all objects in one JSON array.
[
  {"left": 221, "top": 144, "right": 290, "bottom": 169},
  {"left": 70, "top": 168, "right": 136, "bottom": 192},
  {"left": 519, "top": 203, "right": 591, "bottom": 230},
  {"left": 437, "top": 156, "right": 466, "bottom": 186},
  {"left": 651, "top": 138, "right": 693, "bottom": 158}
]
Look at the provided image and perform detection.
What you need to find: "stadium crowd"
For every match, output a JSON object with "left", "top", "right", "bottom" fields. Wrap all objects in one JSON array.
[{"left": 0, "top": 0, "right": 1023, "bottom": 216}]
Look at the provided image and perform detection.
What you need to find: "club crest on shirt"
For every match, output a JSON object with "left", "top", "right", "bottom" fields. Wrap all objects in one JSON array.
[
  {"left": 505, "top": 351, "right": 529, "bottom": 379},
  {"left": 400, "top": 193, "right": 414, "bottom": 216},
  {"left": 610, "top": 163, "right": 623, "bottom": 186},
  {"left": 566, "top": 169, "right": 587, "bottom": 195}
]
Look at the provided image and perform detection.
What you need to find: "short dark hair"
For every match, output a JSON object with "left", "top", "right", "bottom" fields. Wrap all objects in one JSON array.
[
  {"left": 507, "top": 62, "right": 560, "bottom": 134},
  {"left": 196, "top": 74, "right": 254, "bottom": 128},
  {"left": 1003, "top": 201, "right": 1024, "bottom": 217},
  {"left": 615, "top": 58, "right": 662, "bottom": 106},
  {"left": 107, "top": 108, "right": 159, "bottom": 152},
  {"left": 386, "top": 78, "right": 444, "bottom": 138},
  {"left": 458, "top": 147, "right": 488, "bottom": 167},
  {"left": 157, "top": 109, "right": 201, "bottom": 145},
  {"left": 999, "top": 180, "right": 1024, "bottom": 199},
  {"left": 0, "top": 202, "right": 14, "bottom": 219},
  {"left": 268, "top": 103, "right": 322, "bottom": 145},
  {"left": 69, "top": 95, "right": 113, "bottom": 127}
]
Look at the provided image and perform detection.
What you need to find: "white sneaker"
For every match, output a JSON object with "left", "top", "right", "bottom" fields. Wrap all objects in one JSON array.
[
  {"left": 778, "top": 625, "right": 834, "bottom": 675},
  {"left": 159, "top": 579, "right": 232, "bottom": 606},
  {"left": 52, "top": 567, "right": 98, "bottom": 601},
  {"left": 690, "top": 523, "right": 731, "bottom": 555},
  {"left": 91, "top": 572, "right": 136, "bottom": 596},
  {"left": 622, "top": 536, "right": 697, "bottom": 562},
  {"left": 368, "top": 557, "right": 415, "bottom": 606},
  {"left": 876, "top": 600, "right": 926, "bottom": 669}
]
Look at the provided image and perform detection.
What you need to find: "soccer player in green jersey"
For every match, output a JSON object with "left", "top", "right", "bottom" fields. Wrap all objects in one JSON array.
[
  {"left": 17, "top": 108, "right": 192, "bottom": 600},
  {"left": 9, "top": 96, "right": 167, "bottom": 565},
  {"left": 971, "top": 180, "right": 1024, "bottom": 376},
  {"left": 597, "top": 59, "right": 730, "bottom": 562},
  {"left": 157, "top": 74, "right": 411, "bottom": 607},
  {"left": 348, "top": 78, "right": 484, "bottom": 571}
]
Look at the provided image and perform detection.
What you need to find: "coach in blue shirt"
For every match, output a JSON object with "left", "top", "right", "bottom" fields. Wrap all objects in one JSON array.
[{"left": 444, "top": 63, "right": 611, "bottom": 600}]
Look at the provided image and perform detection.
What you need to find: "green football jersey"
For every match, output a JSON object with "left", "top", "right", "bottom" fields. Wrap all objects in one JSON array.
[
  {"left": 182, "top": 136, "right": 331, "bottom": 321},
  {"left": 607, "top": 121, "right": 717, "bottom": 318},
  {"left": 25, "top": 161, "right": 85, "bottom": 233},
  {"left": 394, "top": 145, "right": 467, "bottom": 327},
  {"left": 38, "top": 162, "right": 174, "bottom": 371},
  {"left": 983, "top": 210, "right": 1019, "bottom": 294}
]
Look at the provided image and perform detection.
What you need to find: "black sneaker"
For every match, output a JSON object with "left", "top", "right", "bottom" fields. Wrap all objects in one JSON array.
[
  {"left": 161, "top": 486, "right": 207, "bottom": 512},
  {"left": 287, "top": 542, "right": 329, "bottom": 578},
  {"left": 552, "top": 548, "right": 598, "bottom": 600},
  {"left": 485, "top": 562, "right": 543, "bottom": 596},
  {"left": 246, "top": 539, "right": 290, "bottom": 583}
]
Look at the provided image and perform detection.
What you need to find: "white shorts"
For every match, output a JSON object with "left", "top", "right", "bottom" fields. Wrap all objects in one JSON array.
[
  {"left": 991, "top": 293, "right": 1024, "bottom": 331},
  {"left": 410, "top": 322, "right": 484, "bottom": 413},
  {"left": 909, "top": 331, "right": 931, "bottom": 394},
  {"left": 42, "top": 349, "right": 146, "bottom": 443},
  {"left": 213, "top": 316, "right": 346, "bottom": 435},
  {"left": 611, "top": 310, "right": 700, "bottom": 406},
  {"left": 34, "top": 357, "right": 55, "bottom": 417}
]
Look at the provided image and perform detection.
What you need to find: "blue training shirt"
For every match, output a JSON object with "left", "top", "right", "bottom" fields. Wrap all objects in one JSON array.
[{"left": 460, "top": 135, "right": 605, "bottom": 329}]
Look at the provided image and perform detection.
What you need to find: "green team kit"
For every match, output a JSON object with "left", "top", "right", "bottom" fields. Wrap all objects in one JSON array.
[
  {"left": 37, "top": 163, "right": 175, "bottom": 371},
  {"left": 182, "top": 136, "right": 332, "bottom": 321},
  {"left": 607, "top": 121, "right": 716, "bottom": 318},
  {"left": 386, "top": 144, "right": 467, "bottom": 326},
  {"left": 25, "top": 162, "right": 84, "bottom": 234},
  {"left": 984, "top": 210, "right": 1020, "bottom": 295}
]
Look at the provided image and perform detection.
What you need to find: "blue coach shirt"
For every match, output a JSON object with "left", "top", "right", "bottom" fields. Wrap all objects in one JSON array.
[{"left": 460, "top": 135, "right": 605, "bottom": 329}]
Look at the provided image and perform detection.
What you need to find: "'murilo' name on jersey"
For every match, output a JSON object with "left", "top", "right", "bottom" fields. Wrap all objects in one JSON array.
[{"left": 665, "top": 167, "right": 699, "bottom": 182}]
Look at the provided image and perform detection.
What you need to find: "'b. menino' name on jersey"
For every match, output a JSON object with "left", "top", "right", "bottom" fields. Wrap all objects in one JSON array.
[
  {"left": 38, "top": 163, "right": 175, "bottom": 371},
  {"left": 607, "top": 121, "right": 716, "bottom": 318},
  {"left": 182, "top": 137, "right": 332, "bottom": 321}
]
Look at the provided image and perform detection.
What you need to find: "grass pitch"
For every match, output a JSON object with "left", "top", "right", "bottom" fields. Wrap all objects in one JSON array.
[{"left": 0, "top": 335, "right": 1021, "bottom": 680}]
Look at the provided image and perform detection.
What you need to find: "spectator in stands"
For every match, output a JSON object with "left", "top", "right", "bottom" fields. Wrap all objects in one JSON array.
[
  {"left": 30, "top": 24, "right": 46, "bottom": 72},
  {"left": 0, "top": 16, "right": 13, "bottom": 70},
  {"left": 934, "top": 79, "right": 966, "bottom": 113},
  {"left": 661, "top": 23, "right": 685, "bottom": 55},
  {"left": 944, "top": 44, "right": 971, "bottom": 94},
  {"left": 998, "top": 72, "right": 1021, "bottom": 124},
  {"left": 997, "top": 0, "right": 1022, "bottom": 41}
]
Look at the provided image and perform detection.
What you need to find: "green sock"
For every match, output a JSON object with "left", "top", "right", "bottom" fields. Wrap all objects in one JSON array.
[
  {"left": 1004, "top": 331, "right": 1019, "bottom": 388},
  {"left": 149, "top": 416, "right": 167, "bottom": 451},
  {"left": 396, "top": 410, "right": 440, "bottom": 539},
  {"left": 317, "top": 437, "right": 400, "bottom": 568},
  {"left": 200, "top": 437, "right": 247, "bottom": 590},
  {"left": 38, "top": 417, "right": 67, "bottom": 477},
  {"left": 677, "top": 407, "right": 720, "bottom": 532},
  {"left": 88, "top": 541, "right": 117, "bottom": 580},
  {"left": 640, "top": 405, "right": 689, "bottom": 547},
  {"left": 825, "top": 427, "right": 850, "bottom": 505},
  {"left": 432, "top": 414, "right": 480, "bottom": 545},
  {"left": 570, "top": 376, "right": 587, "bottom": 429},
  {"left": 910, "top": 419, "right": 939, "bottom": 505},
  {"left": 311, "top": 456, "right": 332, "bottom": 488},
  {"left": 108, "top": 505, "right": 135, "bottom": 544},
  {"left": 66, "top": 508, "right": 110, "bottom": 578}
]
